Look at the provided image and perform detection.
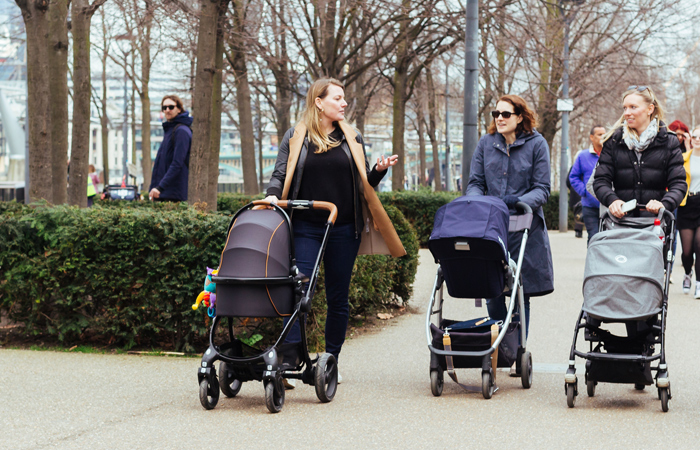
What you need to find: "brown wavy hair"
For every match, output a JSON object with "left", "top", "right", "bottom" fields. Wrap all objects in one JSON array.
[
  {"left": 161, "top": 94, "right": 185, "bottom": 112},
  {"left": 487, "top": 94, "right": 538, "bottom": 135}
]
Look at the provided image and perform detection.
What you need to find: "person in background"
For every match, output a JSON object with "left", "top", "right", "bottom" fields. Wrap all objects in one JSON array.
[
  {"left": 87, "top": 164, "right": 99, "bottom": 207},
  {"left": 466, "top": 94, "right": 554, "bottom": 341},
  {"left": 569, "top": 125, "right": 605, "bottom": 244},
  {"left": 667, "top": 120, "right": 690, "bottom": 286},
  {"left": 677, "top": 124, "right": 700, "bottom": 297},
  {"left": 566, "top": 167, "right": 584, "bottom": 238},
  {"left": 149, "top": 95, "right": 193, "bottom": 202}
]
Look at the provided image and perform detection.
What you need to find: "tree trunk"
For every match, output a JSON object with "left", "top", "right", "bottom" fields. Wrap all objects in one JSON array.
[
  {"left": 139, "top": 1, "right": 153, "bottom": 191},
  {"left": 47, "top": 0, "right": 68, "bottom": 204},
  {"left": 426, "top": 69, "right": 441, "bottom": 191},
  {"left": 19, "top": 0, "right": 53, "bottom": 203},
  {"left": 272, "top": 0, "right": 291, "bottom": 144},
  {"left": 100, "top": 15, "right": 109, "bottom": 186},
  {"left": 68, "top": 0, "right": 98, "bottom": 207},
  {"left": 230, "top": 0, "right": 259, "bottom": 195},
  {"left": 188, "top": 0, "right": 222, "bottom": 205},
  {"left": 417, "top": 108, "right": 426, "bottom": 186},
  {"left": 207, "top": 0, "right": 229, "bottom": 211}
]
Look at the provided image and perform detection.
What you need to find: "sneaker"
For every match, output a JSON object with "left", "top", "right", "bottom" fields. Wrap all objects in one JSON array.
[
  {"left": 282, "top": 378, "right": 296, "bottom": 390},
  {"left": 337, "top": 372, "right": 343, "bottom": 384},
  {"left": 669, "top": 276, "right": 674, "bottom": 284},
  {"left": 695, "top": 282, "right": 700, "bottom": 299},
  {"left": 683, "top": 274, "right": 692, "bottom": 294}
]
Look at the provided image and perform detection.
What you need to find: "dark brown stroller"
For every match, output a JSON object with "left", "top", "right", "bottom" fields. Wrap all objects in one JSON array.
[{"left": 197, "top": 199, "right": 338, "bottom": 413}]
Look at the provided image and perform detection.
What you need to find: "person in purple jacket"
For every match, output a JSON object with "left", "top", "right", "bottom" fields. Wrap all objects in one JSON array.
[
  {"left": 569, "top": 125, "right": 605, "bottom": 244},
  {"left": 149, "top": 95, "right": 193, "bottom": 202}
]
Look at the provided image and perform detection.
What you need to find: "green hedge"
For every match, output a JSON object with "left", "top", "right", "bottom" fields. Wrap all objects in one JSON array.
[
  {"left": 542, "top": 191, "right": 575, "bottom": 231},
  {"left": 0, "top": 202, "right": 418, "bottom": 352}
]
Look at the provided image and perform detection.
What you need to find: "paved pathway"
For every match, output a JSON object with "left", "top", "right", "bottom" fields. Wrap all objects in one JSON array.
[{"left": 3, "top": 232, "right": 700, "bottom": 449}]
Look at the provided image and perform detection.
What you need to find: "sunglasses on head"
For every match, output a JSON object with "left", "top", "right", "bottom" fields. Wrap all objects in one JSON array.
[
  {"left": 628, "top": 85, "right": 649, "bottom": 93},
  {"left": 491, "top": 110, "right": 516, "bottom": 119},
  {"left": 162, "top": 104, "right": 177, "bottom": 111}
]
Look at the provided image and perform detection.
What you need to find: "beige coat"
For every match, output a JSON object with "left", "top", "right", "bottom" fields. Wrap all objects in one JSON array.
[{"left": 279, "top": 121, "right": 406, "bottom": 257}]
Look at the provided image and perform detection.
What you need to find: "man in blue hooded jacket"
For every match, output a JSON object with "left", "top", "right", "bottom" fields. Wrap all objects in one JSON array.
[
  {"left": 569, "top": 125, "right": 605, "bottom": 243},
  {"left": 149, "top": 95, "right": 193, "bottom": 202}
]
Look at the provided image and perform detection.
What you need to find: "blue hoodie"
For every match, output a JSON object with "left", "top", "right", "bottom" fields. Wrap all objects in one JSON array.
[
  {"left": 568, "top": 148, "right": 600, "bottom": 209},
  {"left": 150, "top": 111, "right": 193, "bottom": 201}
]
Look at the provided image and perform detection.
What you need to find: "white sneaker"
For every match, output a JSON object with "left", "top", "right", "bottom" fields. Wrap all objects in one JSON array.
[
  {"left": 337, "top": 372, "right": 343, "bottom": 384},
  {"left": 683, "top": 274, "right": 692, "bottom": 294},
  {"left": 694, "top": 282, "right": 700, "bottom": 299}
]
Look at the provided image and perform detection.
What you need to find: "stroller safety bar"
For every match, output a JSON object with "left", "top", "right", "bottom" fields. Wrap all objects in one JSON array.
[
  {"left": 253, "top": 199, "right": 338, "bottom": 224},
  {"left": 211, "top": 275, "right": 294, "bottom": 285}
]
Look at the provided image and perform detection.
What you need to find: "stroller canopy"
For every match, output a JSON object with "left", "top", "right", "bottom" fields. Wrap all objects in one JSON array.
[
  {"left": 429, "top": 195, "right": 510, "bottom": 299},
  {"left": 430, "top": 195, "right": 509, "bottom": 258},
  {"left": 583, "top": 228, "right": 664, "bottom": 321}
]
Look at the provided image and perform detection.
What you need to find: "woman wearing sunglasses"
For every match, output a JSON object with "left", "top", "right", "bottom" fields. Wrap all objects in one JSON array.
[
  {"left": 466, "top": 94, "right": 554, "bottom": 340},
  {"left": 677, "top": 125, "right": 700, "bottom": 297},
  {"left": 592, "top": 86, "right": 686, "bottom": 220},
  {"left": 149, "top": 95, "right": 193, "bottom": 202}
]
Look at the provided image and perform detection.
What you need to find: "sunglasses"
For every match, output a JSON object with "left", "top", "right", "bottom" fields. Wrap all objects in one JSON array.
[
  {"left": 628, "top": 85, "right": 649, "bottom": 93},
  {"left": 491, "top": 110, "right": 516, "bottom": 119},
  {"left": 162, "top": 104, "right": 177, "bottom": 111}
]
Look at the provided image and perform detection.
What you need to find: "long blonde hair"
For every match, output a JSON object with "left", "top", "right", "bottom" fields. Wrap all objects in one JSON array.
[
  {"left": 303, "top": 77, "right": 344, "bottom": 153},
  {"left": 603, "top": 86, "right": 666, "bottom": 142}
]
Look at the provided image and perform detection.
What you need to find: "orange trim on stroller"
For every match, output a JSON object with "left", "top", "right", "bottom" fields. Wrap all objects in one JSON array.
[{"left": 265, "top": 220, "right": 291, "bottom": 317}]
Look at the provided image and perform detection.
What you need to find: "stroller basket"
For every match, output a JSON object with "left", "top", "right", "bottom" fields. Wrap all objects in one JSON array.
[
  {"left": 429, "top": 195, "right": 510, "bottom": 298},
  {"left": 583, "top": 228, "right": 664, "bottom": 321},
  {"left": 430, "top": 321, "right": 519, "bottom": 369},
  {"left": 213, "top": 208, "right": 294, "bottom": 318}
]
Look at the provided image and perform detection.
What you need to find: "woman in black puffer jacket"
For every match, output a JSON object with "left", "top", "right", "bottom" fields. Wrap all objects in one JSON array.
[{"left": 593, "top": 86, "right": 686, "bottom": 218}]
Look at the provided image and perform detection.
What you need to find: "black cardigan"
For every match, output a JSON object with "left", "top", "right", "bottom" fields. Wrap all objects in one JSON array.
[{"left": 593, "top": 124, "right": 687, "bottom": 212}]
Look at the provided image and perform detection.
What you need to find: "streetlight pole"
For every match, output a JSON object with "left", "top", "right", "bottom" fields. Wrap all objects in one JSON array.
[
  {"left": 462, "top": 0, "right": 478, "bottom": 195},
  {"left": 558, "top": 0, "right": 583, "bottom": 232}
]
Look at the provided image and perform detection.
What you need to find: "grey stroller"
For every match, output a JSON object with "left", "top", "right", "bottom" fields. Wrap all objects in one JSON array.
[{"left": 565, "top": 208, "right": 675, "bottom": 412}]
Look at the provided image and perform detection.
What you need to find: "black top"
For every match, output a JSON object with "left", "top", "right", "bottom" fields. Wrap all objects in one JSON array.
[
  {"left": 295, "top": 127, "right": 355, "bottom": 224},
  {"left": 593, "top": 124, "right": 687, "bottom": 213}
]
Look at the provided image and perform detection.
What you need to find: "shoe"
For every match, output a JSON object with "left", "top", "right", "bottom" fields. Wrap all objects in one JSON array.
[
  {"left": 575, "top": 230, "right": 583, "bottom": 238},
  {"left": 683, "top": 274, "right": 692, "bottom": 294},
  {"left": 337, "top": 372, "right": 343, "bottom": 384},
  {"left": 282, "top": 378, "right": 296, "bottom": 390},
  {"left": 509, "top": 363, "right": 519, "bottom": 377},
  {"left": 669, "top": 276, "right": 674, "bottom": 284},
  {"left": 695, "top": 282, "right": 700, "bottom": 299}
]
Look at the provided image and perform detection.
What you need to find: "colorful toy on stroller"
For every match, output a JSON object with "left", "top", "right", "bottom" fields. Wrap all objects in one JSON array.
[
  {"left": 196, "top": 199, "right": 339, "bottom": 413},
  {"left": 565, "top": 208, "right": 675, "bottom": 411},
  {"left": 426, "top": 195, "right": 533, "bottom": 398}
]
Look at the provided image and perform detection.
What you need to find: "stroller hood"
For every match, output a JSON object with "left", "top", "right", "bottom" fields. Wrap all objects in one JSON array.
[
  {"left": 429, "top": 195, "right": 510, "bottom": 299},
  {"left": 583, "top": 228, "right": 664, "bottom": 320}
]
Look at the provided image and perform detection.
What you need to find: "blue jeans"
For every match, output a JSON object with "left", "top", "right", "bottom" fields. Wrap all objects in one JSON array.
[
  {"left": 582, "top": 206, "right": 600, "bottom": 245},
  {"left": 487, "top": 292, "right": 530, "bottom": 338},
  {"left": 285, "top": 221, "right": 361, "bottom": 361}
]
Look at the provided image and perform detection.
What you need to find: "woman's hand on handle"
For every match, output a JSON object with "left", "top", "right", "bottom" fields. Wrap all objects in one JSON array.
[
  {"left": 645, "top": 199, "right": 663, "bottom": 214},
  {"left": 609, "top": 199, "right": 626, "bottom": 218},
  {"left": 263, "top": 195, "right": 278, "bottom": 209},
  {"left": 376, "top": 155, "right": 399, "bottom": 172}
]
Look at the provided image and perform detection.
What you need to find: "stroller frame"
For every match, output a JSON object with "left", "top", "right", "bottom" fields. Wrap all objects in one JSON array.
[
  {"left": 426, "top": 201, "right": 534, "bottom": 398},
  {"left": 565, "top": 208, "right": 675, "bottom": 412},
  {"left": 197, "top": 199, "right": 339, "bottom": 413}
]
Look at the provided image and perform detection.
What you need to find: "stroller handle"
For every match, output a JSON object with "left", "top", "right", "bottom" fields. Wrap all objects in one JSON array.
[
  {"left": 515, "top": 201, "right": 532, "bottom": 214},
  {"left": 252, "top": 199, "right": 338, "bottom": 224}
]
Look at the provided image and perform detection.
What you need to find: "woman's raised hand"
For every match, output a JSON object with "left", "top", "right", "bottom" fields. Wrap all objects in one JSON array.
[{"left": 376, "top": 154, "right": 399, "bottom": 172}]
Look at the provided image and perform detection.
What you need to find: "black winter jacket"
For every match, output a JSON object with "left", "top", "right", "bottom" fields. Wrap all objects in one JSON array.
[
  {"left": 593, "top": 124, "right": 687, "bottom": 212},
  {"left": 267, "top": 125, "right": 386, "bottom": 238}
]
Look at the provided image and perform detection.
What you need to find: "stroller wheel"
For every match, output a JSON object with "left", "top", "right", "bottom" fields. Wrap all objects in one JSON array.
[
  {"left": 264, "top": 379, "right": 285, "bottom": 413},
  {"left": 430, "top": 370, "right": 443, "bottom": 397},
  {"left": 219, "top": 362, "right": 242, "bottom": 398},
  {"left": 659, "top": 388, "right": 670, "bottom": 412},
  {"left": 566, "top": 383, "right": 577, "bottom": 408},
  {"left": 586, "top": 380, "right": 596, "bottom": 397},
  {"left": 314, "top": 353, "right": 338, "bottom": 403},
  {"left": 482, "top": 371, "right": 494, "bottom": 399},
  {"left": 634, "top": 383, "right": 645, "bottom": 391},
  {"left": 521, "top": 351, "right": 533, "bottom": 389},
  {"left": 199, "top": 377, "right": 220, "bottom": 410}
]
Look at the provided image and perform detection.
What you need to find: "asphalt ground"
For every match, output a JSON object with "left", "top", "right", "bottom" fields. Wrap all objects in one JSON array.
[{"left": 3, "top": 231, "right": 700, "bottom": 449}]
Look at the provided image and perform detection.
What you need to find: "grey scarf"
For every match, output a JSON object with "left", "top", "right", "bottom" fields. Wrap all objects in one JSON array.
[{"left": 623, "top": 118, "right": 658, "bottom": 152}]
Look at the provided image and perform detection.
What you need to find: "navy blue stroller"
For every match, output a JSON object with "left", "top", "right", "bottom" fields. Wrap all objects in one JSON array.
[{"left": 426, "top": 195, "right": 533, "bottom": 398}]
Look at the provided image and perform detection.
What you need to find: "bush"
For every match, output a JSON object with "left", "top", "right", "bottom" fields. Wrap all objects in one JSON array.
[
  {"left": 0, "top": 202, "right": 418, "bottom": 352},
  {"left": 542, "top": 191, "right": 575, "bottom": 231}
]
